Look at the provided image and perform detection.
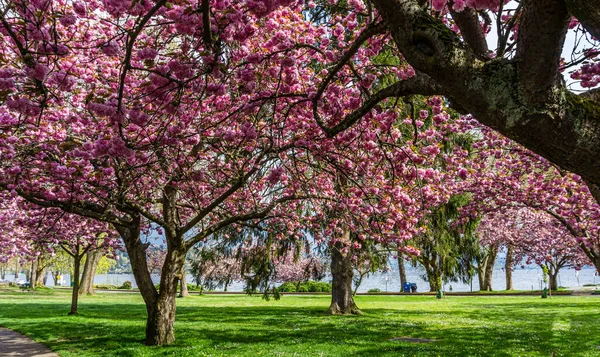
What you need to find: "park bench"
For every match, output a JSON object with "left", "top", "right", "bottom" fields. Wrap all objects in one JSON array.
[{"left": 18, "top": 283, "right": 31, "bottom": 291}]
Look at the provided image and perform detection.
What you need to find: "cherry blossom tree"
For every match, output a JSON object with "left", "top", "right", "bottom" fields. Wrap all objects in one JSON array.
[
  {"left": 0, "top": 194, "right": 118, "bottom": 313},
  {"left": 2, "top": 0, "right": 599, "bottom": 346},
  {"left": 477, "top": 207, "right": 590, "bottom": 291},
  {"left": 273, "top": 253, "right": 326, "bottom": 289},
  {"left": 456, "top": 122, "right": 600, "bottom": 278}
]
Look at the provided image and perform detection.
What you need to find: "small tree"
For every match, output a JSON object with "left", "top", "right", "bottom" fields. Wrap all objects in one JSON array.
[{"left": 410, "top": 194, "right": 480, "bottom": 292}]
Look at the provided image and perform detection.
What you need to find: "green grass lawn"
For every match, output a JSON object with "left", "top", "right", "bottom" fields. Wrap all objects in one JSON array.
[{"left": 0, "top": 288, "right": 599, "bottom": 356}]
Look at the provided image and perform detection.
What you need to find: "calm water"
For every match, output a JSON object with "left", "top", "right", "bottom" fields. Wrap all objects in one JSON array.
[{"left": 31, "top": 265, "right": 599, "bottom": 293}]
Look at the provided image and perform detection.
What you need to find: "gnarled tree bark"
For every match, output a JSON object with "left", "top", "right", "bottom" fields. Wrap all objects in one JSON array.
[
  {"left": 329, "top": 239, "right": 362, "bottom": 315},
  {"left": 564, "top": 0, "right": 600, "bottom": 40},
  {"left": 355, "top": 0, "right": 600, "bottom": 203},
  {"left": 114, "top": 216, "right": 177, "bottom": 346}
]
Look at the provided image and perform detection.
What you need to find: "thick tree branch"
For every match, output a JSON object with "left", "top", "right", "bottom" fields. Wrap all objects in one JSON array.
[
  {"left": 370, "top": 0, "right": 600, "bottom": 201},
  {"left": 564, "top": 0, "right": 600, "bottom": 40},
  {"left": 450, "top": 6, "right": 490, "bottom": 59},
  {"left": 8, "top": 187, "right": 125, "bottom": 226},
  {"left": 201, "top": 0, "right": 213, "bottom": 47},
  {"left": 581, "top": 87, "right": 600, "bottom": 103},
  {"left": 545, "top": 209, "right": 583, "bottom": 237},
  {"left": 516, "top": 0, "right": 570, "bottom": 105},
  {"left": 371, "top": 0, "right": 476, "bottom": 78},
  {"left": 124, "top": 199, "right": 166, "bottom": 227}
]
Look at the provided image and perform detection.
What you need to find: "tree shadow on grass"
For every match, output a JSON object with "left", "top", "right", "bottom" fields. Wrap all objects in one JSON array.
[{"left": 0, "top": 297, "right": 598, "bottom": 356}]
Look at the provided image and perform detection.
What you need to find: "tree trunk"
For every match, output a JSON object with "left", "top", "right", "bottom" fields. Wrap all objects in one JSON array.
[
  {"left": 116, "top": 219, "right": 172, "bottom": 346},
  {"left": 52, "top": 271, "right": 60, "bottom": 286},
  {"left": 477, "top": 265, "right": 485, "bottom": 291},
  {"left": 1, "top": 265, "right": 6, "bottom": 280},
  {"left": 426, "top": 266, "right": 442, "bottom": 292},
  {"left": 179, "top": 268, "right": 189, "bottom": 297},
  {"left": 30, "top": 260, "right": 37, "bottom": 290},
  {"left": 35, "top": 259, "right": 46, "bottom": 288},
  {"left": 69, "top": 254, "right": 82, "bottom": 315},
  {"left": 398, "top": 254, "right": 407, "bottom": 292},
  {"left": 550, "top": 270, "right": 559, "bottom": 291},
  {"left": 480, "top": 245, "right": 498, "bottom": 291},
  {"left": 80, "top": 249, "right": 102, "bottom": 295},
  {"left": 505, "top": 245, "right": 514, "bottom": 291},
  {"left": 328, "top": 240, "right": 361, "bottom": 315},
  {"left": 483, "top": 257, "right": 494, "bottom": 291},
  {"left": 146, "top": 245, "right": 186, "bottom": 345},
  {"left": 116, "top": 210, "right": 192, "bottom": 346}
]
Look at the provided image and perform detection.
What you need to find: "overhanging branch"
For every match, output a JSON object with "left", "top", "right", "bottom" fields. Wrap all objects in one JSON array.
[
  {"left": 516, "top": 0, "right": 570, "bottom": 105},
  {"left": 316, "top": 72, "right": 441, "bottom": 137},
  {"left": 564, "top": 0, "right": 600, "bottom": 40}
]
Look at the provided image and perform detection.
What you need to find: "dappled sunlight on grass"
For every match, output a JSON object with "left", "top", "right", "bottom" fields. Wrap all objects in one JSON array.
[{"left": 0, "top": 289, "right": 599, "bottom": 356}]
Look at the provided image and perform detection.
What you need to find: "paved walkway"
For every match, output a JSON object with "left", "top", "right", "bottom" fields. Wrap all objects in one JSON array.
[
  {"left": 571, "top": 286, "right": 598, "bottom": 296},
  {"left": 0, "top": 328, "right": 58, "bottom": 357}
]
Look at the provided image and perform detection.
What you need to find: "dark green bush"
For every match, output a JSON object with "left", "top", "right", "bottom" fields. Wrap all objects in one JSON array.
[
  {"left": 316, "top": 281, "right": 331, "bottom": 293},
  {"left": 276, "top": 281, "right": 331, "bottom": 293},
  {"left": 277, "top": 282, "right": 297, "bottom": 292},
  {"left": 185, "top": 283, "right": 200, "bottom": 291},
  {"left": 367, "top": 288, "right": 381, "bottom": 293},
  {"left": 119, "top": 281, "right": 133, "bottom": 290},
  {"left": 94, "top": 284, "right": 118, "bottom": 290}
]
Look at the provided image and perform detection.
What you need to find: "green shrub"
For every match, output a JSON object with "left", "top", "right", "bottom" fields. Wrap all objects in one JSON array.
[
  {"left": 316, "top": 282, "right": 332, "bottom": 292},
  {"left": 186, "top": 284, "right": 200, "bottom": 291},
  {"left": 276, "top": 281, "right": 331, "bottom": 293},
  {"left": 94, "top": 284, "right": 118, "bottom": 290},
  {"left": 119, "top": 281, "right": 133, "bottom": 290},
  {"left": 277, "top": 282, "right": 297, "bottom": 292},
  {"left": 307, "top": 281, "right": 320, "bottom": 292},
  {"left": 367, "top": 288, "right": 381, "bottom": 293}
]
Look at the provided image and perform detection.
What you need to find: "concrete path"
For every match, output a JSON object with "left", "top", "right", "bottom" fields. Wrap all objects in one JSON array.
[
  {"left": 0, "top": 327, "right": 58, "bottom": 356},
  {"left": 571, "top": 286, "right": 598, "bottom": 296}
]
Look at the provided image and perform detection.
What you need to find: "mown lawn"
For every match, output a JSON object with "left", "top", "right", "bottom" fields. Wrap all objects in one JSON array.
[{"left": 0, "top": 288, "right": 599, "bottom": 356}]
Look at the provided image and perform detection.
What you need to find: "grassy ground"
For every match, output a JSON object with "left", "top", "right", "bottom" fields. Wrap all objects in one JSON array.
[{"left": 0, "top": 288, "right": 598, "bottom": 357}]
